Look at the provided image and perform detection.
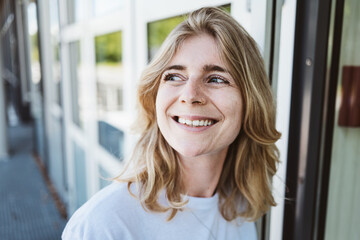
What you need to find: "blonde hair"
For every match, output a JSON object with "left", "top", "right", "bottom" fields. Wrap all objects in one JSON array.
[{"left": 117, "top": 7, "right": 281, "bottom": 221}]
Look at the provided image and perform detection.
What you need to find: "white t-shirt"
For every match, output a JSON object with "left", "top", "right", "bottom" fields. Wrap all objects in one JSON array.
[{"left": 62, "top": 182, "right": 257, "bottom": 240}]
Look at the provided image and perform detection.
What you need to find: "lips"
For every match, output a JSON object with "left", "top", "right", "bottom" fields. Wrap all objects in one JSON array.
[{"left": 172, "top": 116, "right": 218, "bottom": 127}]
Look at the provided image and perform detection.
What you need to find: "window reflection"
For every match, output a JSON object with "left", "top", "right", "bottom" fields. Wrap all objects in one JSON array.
[
  {"left": 95, "top": 31, "right": 123, "bottom": 112},
  {"left": 95, "top": 31, "right": 124, "bottom": 160},
  {"left": 50, "top": 0, "right": 61, "bottom": 105},
  {"left": 28, "top": 2, "right": 41, "bottom": 85},
  {"left": 67, "top": 0, "right": 85, "bottom": 24},
  {"left": 147, "top": 5, "right": 230, "bottom": 61},
  {"left": 73, "top": 141, "right": 87, "bottom": 208},
  {"left": 147, "top": 15, "right": 185, "bottom": 61},
  {"left": 27, "top": 1, "right": 46, "bottom": 160},
  {"left": 98, "top": 121, "right": 124, "bottom": 159},
  {"left": 69, "top": 41, "right": 83, "bottom": 128}
]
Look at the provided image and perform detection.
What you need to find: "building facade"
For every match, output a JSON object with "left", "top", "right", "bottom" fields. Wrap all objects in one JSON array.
[{"left": 0, "top": 0, "right": 359, "bottom": 239}]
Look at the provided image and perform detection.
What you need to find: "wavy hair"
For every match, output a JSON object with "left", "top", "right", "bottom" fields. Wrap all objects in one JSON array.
[{"left": 117, "top": 7, "right": 281, "bottom": 221}]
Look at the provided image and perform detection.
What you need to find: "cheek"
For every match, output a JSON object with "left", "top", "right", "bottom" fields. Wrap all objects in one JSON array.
[
  {"left": 215, "top": 89, "right": 243, "bottom": 113},
  {"left": 155, "top": 86, "right": 173, "bottom": 127},
  {"left": 221, "top": 92, "right": 243, "bottom": 128},
  {"left": 155, "top": 93, "right": 165, "bottom": 125},
  {"left": 225, "top": 102, "right": 243, "bottom": 145},
  {"left": 156, "top": 84, "right": 178, "bottom": 108},
  {"left": 156, "top": 86, "right": 167, "bottom": 111}
]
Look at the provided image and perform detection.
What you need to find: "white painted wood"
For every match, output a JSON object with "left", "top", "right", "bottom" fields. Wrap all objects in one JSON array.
[
  {"left": 140, "top": 0, "right": 230, "bottom": 22},
  {"left": 269, "top": 0, "right": 297, "bottom": 240},
  {"left": 60, "top": 40, "right": 77, "bottom": 214},
  {"left": 37, "top": 0, "right": 70, "bottom": 205},
  {"left": 0, "top": 37, "right": 8, "bottom": 160},
  {"left": 232, "top": 0, "right": 267, "bottom": 53}
]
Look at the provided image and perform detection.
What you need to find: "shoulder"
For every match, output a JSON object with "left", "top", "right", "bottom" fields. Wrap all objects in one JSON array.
[
  {"left": 70, "top": 182, "right": 137, "bottom": 220},
  {"left": 234, "top": 220, "right": 257, "bottom": 240},
  {"left": 62, "top": 182, "right": 141, "bottom": 240}
]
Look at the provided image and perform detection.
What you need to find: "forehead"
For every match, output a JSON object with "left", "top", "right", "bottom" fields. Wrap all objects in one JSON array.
[{"left": 169, "top": 34, "right": 225, "bottom": 67}]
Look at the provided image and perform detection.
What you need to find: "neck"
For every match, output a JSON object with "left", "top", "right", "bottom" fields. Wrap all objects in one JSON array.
[{"left": 179, "top": 148, "right": 228, "bottom": 198}]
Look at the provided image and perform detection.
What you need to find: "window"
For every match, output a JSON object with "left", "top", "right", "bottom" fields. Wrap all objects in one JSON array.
[
  {"left": 73, "top": 142, "right": 87, "bottom": 208},
  {"left": 66, "top": 0, "right": 85, "bottom": 24},
  {"left": 147, "top": 15, "right": 185, "bottom": 61},
  {"left": 69, "top": 41, "right": 83, "bottom": 128},
  {"left": 50, "top": 0, "right": 61, "bottom": 105},
  {"left": 147, "top": 4, "right": 230, "bottom": 61},
  {"left": 95, "top": 31, "right": 124, "bottom": 160},
  {"left": 95, "top": 31, "right": 123, "bottom": 112},
  {"left": 28, "top": 2, "right": 41, "bottom": 85},
  {"left": 98, "top": 121, "right": 124, "bottom": 159}
]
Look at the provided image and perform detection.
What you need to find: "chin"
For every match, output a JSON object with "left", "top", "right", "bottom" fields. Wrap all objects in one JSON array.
[
  {"left": 172, "top": 145, "right": 205, "bottom": 159},
  {"left": 177, "top": 151, "right": 203, "bottom": 159}
]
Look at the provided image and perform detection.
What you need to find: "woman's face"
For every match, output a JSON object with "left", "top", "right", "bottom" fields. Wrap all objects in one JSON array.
[{"left": 156, "top": 34, "right": 243, "bottom": 158}]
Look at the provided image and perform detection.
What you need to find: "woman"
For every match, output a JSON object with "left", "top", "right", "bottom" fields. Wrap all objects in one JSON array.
[{"left": 62, "top": 7, "right": 280, "bottom": 240}]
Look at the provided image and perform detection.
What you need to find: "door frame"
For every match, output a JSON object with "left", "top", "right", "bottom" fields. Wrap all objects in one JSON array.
[{"left": 282, "top": 0, "right": 346, "bottom": 239}]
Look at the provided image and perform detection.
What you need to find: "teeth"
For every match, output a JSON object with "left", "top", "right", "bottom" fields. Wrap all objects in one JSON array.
[
  {"left": 177, "top": 117, "right": 214, "bottom": 127},
  {"left": 193, "top": 120, "right": 199, "bottom": 126}
]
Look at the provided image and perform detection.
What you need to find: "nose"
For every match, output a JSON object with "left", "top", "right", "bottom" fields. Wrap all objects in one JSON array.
[{"left": 179, "top": 78, "right": 206, "bottom": 105}]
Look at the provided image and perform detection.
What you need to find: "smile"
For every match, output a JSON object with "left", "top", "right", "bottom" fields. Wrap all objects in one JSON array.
[{"left": 175, "top": 117, "right": 217, "bottom": 127}]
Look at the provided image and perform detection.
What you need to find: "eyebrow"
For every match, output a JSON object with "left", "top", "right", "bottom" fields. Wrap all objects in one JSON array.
[
  {"left": 164, "top": 65, "right": 186, "bottom": 71},
  {"left": 164, "top": 64, "right": 228, "bottom": 73},
  {"left": 203, "top": 64, "right": 228, "bottom": 73}
]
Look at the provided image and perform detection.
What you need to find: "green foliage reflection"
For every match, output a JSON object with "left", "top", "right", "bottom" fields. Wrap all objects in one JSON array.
[
  {"left": 147, "top": 4, "right": 230, "bottom": 61},
  {"left": 147, "top": 15, "right": 185, "bottom": 61},
  {"left": 30, "top": 33, "right": 39, "bottom": 62},
  {"left": 220, "top": 4, "right": 231, "bottom": 14},
  {"left": 95, "top": 31, "right": 122, "bottom": 64}
]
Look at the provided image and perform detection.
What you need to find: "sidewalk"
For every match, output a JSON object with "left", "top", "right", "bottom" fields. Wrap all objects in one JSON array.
[{"left": 0, "top": 123, "right": 66, "bottom": 240}]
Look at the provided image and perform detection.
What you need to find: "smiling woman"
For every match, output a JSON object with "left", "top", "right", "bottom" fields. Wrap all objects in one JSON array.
[
  {"left": 156, "top": 34, "right": 243, "bottom": 172},
  {"left": 62, "top": 7, "right": 280, "bottom": 240}
]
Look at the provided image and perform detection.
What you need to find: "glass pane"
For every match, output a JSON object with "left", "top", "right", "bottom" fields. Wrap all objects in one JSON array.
[
  {"left": 95, "top": 31, "right": 123, "bottom": 112},
  {"left": 50, "top": 0, "right": 61, "bottom": 105},
  {"left": 69, "top": 41, "right": 84, "bottom": 128},
  {"left": 220, "top": 4, "right": 231, "bottom": 13},
  {"left": 93, "top": 0, "right": 124, "bottom": 17},
  {"left": 147, "top": 4, "right": 230, "bottom": 61},
  {"left": 73, "top": 142, "right": 87, "bottom": 208},
  {"left": 67, "top": 0, "right": 85, "bottom": 24},
  {"left": 325, "top": 0, "right": 360, "bottom": 239},
  {"left": 147, "top": 15, "right": 185, "bottom": 61},
  {"left": 28, "top": 2, "right": 41, "bottom": 85},
  {"left": 95, "top": 31, "right": 124, "bottom": 159},
  {"left": 28, "top": 1, "right": 46, "bottom": 161},
  {"left": 98, "top": 121, "right": 124, "bottom": 159}
]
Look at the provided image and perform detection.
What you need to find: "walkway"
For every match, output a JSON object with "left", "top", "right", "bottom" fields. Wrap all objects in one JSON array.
[{"left": 0, "top": 123, "right": 66, "bottom": 240}]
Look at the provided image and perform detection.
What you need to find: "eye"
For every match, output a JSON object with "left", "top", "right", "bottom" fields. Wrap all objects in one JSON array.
[
  {"left": 163, "top": 73, "right": 182, "bottom": 81},
  {"left": 207, "top": 75, "right": 229, "bottom": 84}
]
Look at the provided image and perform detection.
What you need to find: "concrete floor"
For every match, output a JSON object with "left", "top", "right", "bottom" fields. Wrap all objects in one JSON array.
[{"left": 0, "top": 123, "right": 66, "bottom": 240}]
